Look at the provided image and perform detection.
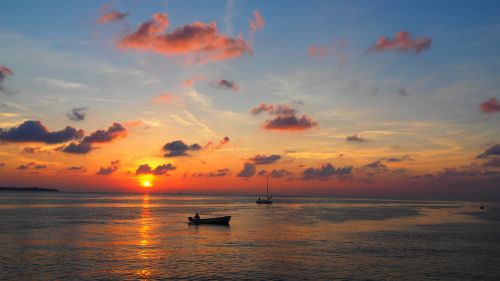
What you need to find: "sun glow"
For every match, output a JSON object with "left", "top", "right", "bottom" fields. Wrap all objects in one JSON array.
[{"left": 142, "top": 179, "right": 152, "bottom": 188}]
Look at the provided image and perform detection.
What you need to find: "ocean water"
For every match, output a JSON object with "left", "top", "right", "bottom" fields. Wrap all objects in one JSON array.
[{"left": 0, "top": 193, "right": 499, "bottom": 280}]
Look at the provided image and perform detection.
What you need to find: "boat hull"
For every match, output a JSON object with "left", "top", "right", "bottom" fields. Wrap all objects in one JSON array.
[
  {"left": 188, "top": 216, "right": 231, "bottom": 225},
  {"left": 256, "top": 200, "right": 273, "bottom": 204}
]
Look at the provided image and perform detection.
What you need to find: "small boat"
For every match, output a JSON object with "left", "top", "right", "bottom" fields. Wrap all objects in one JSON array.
[
  {"left": 256, "top": 177, "right": 273, "bottom": 204},
  {"left": 480, "top": 203, "right": 485, "bottom": 210},
  {"left": 188, "top": 216, "right": 231, "bottom": 225}
]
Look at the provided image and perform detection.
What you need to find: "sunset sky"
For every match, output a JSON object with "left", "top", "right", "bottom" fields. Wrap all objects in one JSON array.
[{"left": 1, "top": 0, "right": 499, "bottom": 198}]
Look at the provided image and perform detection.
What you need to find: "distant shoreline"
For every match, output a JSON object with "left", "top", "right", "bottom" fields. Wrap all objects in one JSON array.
[{"left": 0, "top": 187, "right": 60, "bottom": 192}]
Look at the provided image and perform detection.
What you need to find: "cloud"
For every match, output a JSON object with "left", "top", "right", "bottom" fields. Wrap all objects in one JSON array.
[
  {"left": 135, "top": 163, "right": 176, "bottom": 175},
  {"left": 204, "top": 136, "right": 231, "bottom": 150},
  {"left": 37, "top": 77, "right": 90, "bottom": 90},
  {"left": 192, "top": 168, "right": 230, "bottom": 178},
  {"left": 263, "top": 115, "right": 317, "bottom": 131},
  {"left": 22, "top": 146, "right": 51, "bottom": 154},
  {"left": 98, "top": 10, "right": 129, "bottom": 24},
  {"left": 118, "top": 12, "right": 256, "bottom": 63},
  {"left": 96, "top": 160, "right": 119, "bottom": 175},
  {"left": 249, "top": 10, "right": 265, "bottom": 35},
  {"left": 123, "top": 120, "right": 145, "bottom": 128},
  {"left": 61, "top": 123, "right": 127, "bottom": 154},
  {"left": 61, "top": 142, "right": 92, "bottom": 154},
  {"left": 237, "top": 162, "right": 256, "bottom": 177},
  {"left": 259, "top": 168, "right": 294, "bottom": 178},
  {"left": 68, "top": 166, "right": 85, "bottom": 171},
  {"left": 364, "top": 160, "right": 388, "bottom": 170},
  {"left": 16, "top": 162, "right": 46, "bottom": 170},
  {"left": 383, "top": 155, "right": 412, "bottom": 162},
  {"left": 371, "top": 31, "right": 432, "bottom": 54},
  {"left": 484, "top": 158, "right": 500, "bottom": 167},
  {"left": 251, "top": 103, "right": 317, "bottom": 131},
  {"left": 308, "top": 45, "right": 328, "bottom": 57},
  {"left": 0, "top": 163, "right": 5, "bottom": 167},
  {"left": 163, "top": 140, "right": 201, "bottom": 157},
  {"left": 82, "top": 123, "right": 126, "bottom": 143},
  {"left": 0, "top": 65, "right": 14, "bottom": 94},
  {"left": 152, "top": 93, "right": 174, "bottom": 104},
  {"left": 0, "top": 120, "right": 83, "bottom": 144},
  {"left": 302, "top": 163, "right": 353, "bottom": 180},
  {"left": 215, "top": 79, "right": 240, "bottom": 91},
  {"left": 477, "top": 144, "right": 500, "bottom": 159},
  {"left": 346, "top": 134, "right": 366, "bottom": 142},
  {"left": 480, "top": 98, "right": 500, "bottom": 113},
  {"left": 67, "top": 107, "right": 88, "bottom": 121},
  {"left": 249, "top": 154, "right": 281, "bottom": 165}
]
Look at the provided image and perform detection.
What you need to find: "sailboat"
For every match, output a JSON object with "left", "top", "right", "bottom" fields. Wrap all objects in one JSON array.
[{"left": 256, "top": 177, "right": 273, "bottom": 204}]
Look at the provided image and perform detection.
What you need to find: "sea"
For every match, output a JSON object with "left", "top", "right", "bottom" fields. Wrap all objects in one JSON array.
[{"left": 0, "top": 192, "right": 499, "bottom": 280}]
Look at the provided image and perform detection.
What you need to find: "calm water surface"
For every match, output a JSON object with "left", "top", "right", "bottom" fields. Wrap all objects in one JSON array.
[{"left": 0, "top": 192, "right": 499, "bottom": 280}]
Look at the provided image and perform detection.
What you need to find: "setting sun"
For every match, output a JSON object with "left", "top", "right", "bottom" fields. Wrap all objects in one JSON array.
[{"left": 141, "top": 180, "right": 152, "bottom": 188}]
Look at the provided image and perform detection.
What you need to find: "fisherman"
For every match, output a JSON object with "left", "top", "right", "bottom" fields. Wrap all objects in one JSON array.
[{"left": 194, "top": 212, "right": 200, "bottom": 220}]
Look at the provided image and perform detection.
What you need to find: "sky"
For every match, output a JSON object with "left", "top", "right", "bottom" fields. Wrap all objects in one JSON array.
[{"left": 1, "top": 0, "right": 500, "bottom": 199}]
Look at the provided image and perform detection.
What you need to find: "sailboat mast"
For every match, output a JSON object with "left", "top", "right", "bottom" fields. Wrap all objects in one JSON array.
[{"left": 266, "top": 177, "right": 269, "bottom": 199}]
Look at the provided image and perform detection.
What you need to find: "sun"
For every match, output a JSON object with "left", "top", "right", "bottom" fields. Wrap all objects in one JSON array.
[{"left": 141, "top": 179, "right": 152, "bottom": 188}]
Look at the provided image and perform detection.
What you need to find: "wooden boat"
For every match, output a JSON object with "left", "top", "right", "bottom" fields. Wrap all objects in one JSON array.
[
  {"left": 256, "top": 177, "right": 273, "bottom": 204},
  {"left": 188, "top": 216, "right": 231, "bottom": 225}
]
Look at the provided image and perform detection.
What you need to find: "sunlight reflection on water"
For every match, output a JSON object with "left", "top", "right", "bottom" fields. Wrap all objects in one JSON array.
[{"left": 0, "top": 193, "right": 499, "bottom": 280}]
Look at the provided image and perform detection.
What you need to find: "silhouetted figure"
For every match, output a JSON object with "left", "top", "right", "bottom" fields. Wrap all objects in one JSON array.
[
  {"left": 194, "top": 212, "right": 200, "bottom": 220},
  {"left": 480, "top": 203, "right": 485, "bottom": 210}
]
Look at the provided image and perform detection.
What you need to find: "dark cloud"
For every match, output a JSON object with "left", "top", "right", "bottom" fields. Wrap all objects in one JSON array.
[
  {"left": 399, "top": 89, "right": 409, "bottom": 96},
  {"left": 61, "top": 142, "right": 92, "bottom": 154},
  {"left": 371, "top": 31, "right": 432, "bottom": 54},
  {"left": 0, "top": 120, "right": 83, "bottom": 144},
  {"left": 251, "top": 103, "right": 317, "bottom": 131},
  {"left": 480, "top": 98, "right": 500, "bottom": 113},
  {"left": 69, "top": 166, "right": 85, "bottom": 171},
  {"left": 82, "top": 123, "right": 126, "bottom": 143},
  {"left": 259, "top": 168, "right": 294, "bottom": 178},
  {"left": 67, "top": 107, "right": 88, "bottom": 121},
  {"left": 365, "top": 160, "right": 388, "bottom": 170},
  {"left": 302, "top": 163, "right": 353, "bottom": 180},
  {"left": 0, "top": 65, "right": 14, "bottom": 94},
  {"left": 16, "top": 162, "right": 46, "bottom": 170},
  {"left": 249, "top": 154, "right": 281, "bottom": 165},
  {"left": 477, "top": 144, "right": 500, "bottom": 159},
  {"left": 60, "top": 123, "right": 127, "bottom": 154},
  {"left": 163, "top": 140, "right": 201, "bottom": 157},
  {"left": 383, "top": 155, "right": 412, "bottom": 162},
  {"left": 215, "top": 79, "right": 240, "bottom": 91},
  {"left": 346, "top": 134, "right": 366, "bottom": 142},
  {"left": 263, "top": 115, "right": 317, "bottom": 131},
  {"left": 237, "top": 163, "right": 256, "bottom": 177},
  {"left": 135, "top": 163, "right": 176, "bottom": 175},
  {"left": 484, "top": 158, "right": 500, "bottom": 167},
  {"left": 96, "top": 160, "right": 119, "bottom": 175},
  {"left": 192, "top": 168, "right": 230, "bottom": 178}
]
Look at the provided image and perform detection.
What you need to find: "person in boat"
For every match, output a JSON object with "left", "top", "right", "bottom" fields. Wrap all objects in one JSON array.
[{"left": 194, "top": 212, "right": 200, "bottom": 220}]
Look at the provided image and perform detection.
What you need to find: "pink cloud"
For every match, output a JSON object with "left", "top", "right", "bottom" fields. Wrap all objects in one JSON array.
[
  {"left": 480, "top": 98, "right": 500, "bottom": 113},
  {"left": 98, "top": 11, "right": 129, "bottom": 24},
  {"left": 250, "top": 10, "right": 265, "bottom": 35},
  {"left": 371, "top": 31, "right": 432, "bottom": 54},
  {"left": 118, "top": 12, "right": 254, "bottom": 63},
  {"left": 153, "top": 93, "right": 174, "bottom": 104},
  {"left": 308, "top": 45, "right": 328, "bottom": 57}
]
